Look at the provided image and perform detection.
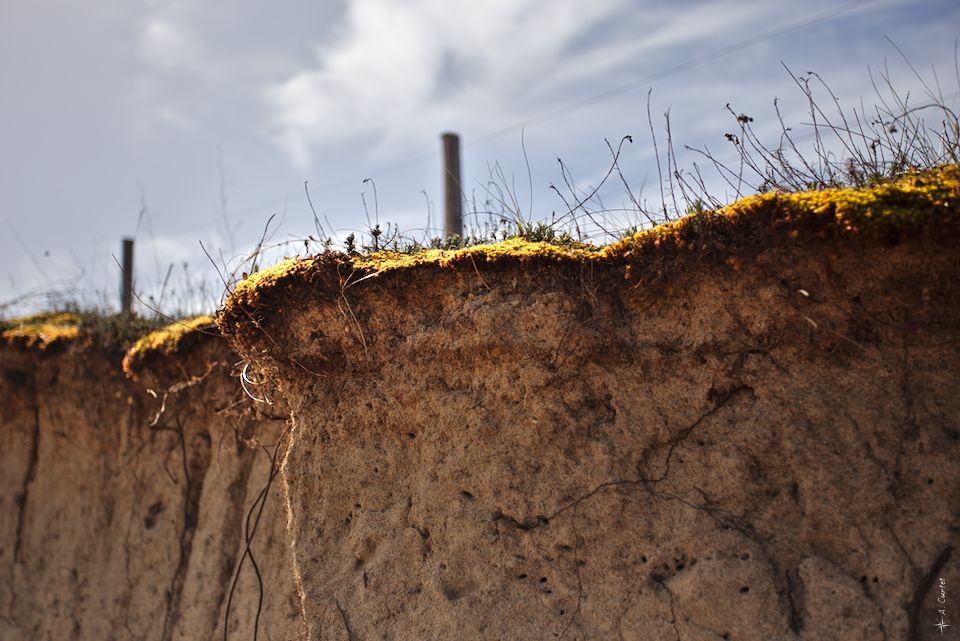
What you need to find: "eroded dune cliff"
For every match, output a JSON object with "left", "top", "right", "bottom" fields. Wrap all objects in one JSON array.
[
  {"left": 0, "top": 316, "right": 304, "bottom": 641},
  {"left": 2, "top": 167, "right": 959, "bottom": 641},
  {"left": 220, "top": 167, "right": 960, "bottom": 641}
]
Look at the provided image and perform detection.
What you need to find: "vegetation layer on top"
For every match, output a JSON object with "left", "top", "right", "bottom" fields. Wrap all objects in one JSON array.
[
  {"left": 0, "top": 312, "right": 219, "bottom": 376},
  {"left": 220, "top": 164, "right": 960, "bottom": 340},
  {"left": 4, "top": 166, "right": 957, "bottom": 356},
  {"left": 0, "top": 312, "right": 165, "bottom": 353},
  {"left": 121, "top": 315, "right": 216, "bottom": 377}
]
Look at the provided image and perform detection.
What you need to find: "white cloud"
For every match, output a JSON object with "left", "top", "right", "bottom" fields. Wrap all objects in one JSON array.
[
  {"left": 261, "top": 0, "right": 811, "bottom": 169},
  {"left": 139, "top": 3, "right": 198, "bottom": 69},
  {"left": 156, "top": 106, "right": 198, "bottom": 131},
  {"left": 263, "top": 0, "right": 635, "bottom": 168}
]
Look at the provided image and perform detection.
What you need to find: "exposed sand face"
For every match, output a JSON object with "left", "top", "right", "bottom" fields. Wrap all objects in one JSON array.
[
  {"left": 226, "top": 238, "right": 960, "bottom": 641},
  {"left": 3, "top": 168, "right": 960, "bottom": 640},
  {"left": 0, "top": 336, "right": 304, "bottom": 641}
]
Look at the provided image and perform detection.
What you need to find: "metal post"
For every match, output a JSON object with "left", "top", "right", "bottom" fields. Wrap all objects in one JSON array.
[
  {"left": 121, "top": 237, "right": 134, "bottom": 315},
  {"left": 442, "top": 132, "right": 463, "bottom": 239}
]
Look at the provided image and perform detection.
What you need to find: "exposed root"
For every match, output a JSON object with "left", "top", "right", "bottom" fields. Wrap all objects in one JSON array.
[{"left": 239, "top": 361, "right": 273, "bottom": 406}]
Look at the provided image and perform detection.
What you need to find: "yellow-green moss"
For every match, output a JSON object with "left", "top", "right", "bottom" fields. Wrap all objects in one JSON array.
[
  {"left": 226, "top": 258, "right": 317, "bottom": 314},
  {"left": 605, "top": 164, "right": 959, "bottom": 257},
  {"left": 122, "top": 315, "right": 215, "bottom": 373},
  {"left": 351, "top": 237, "right": 601, "bottom": 273},
  {"left": 220, "top": 164, "right": 960, "bottom": 341},
  {"left": 1, "top": 312, "right": 82, "bottom": 349}
]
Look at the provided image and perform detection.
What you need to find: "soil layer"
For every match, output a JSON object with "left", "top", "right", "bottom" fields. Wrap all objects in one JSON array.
[
  {"left": 220, "top": 169, "right": 960, "bottom": 640},
  {"left": 0, "top": 324, "right": 304, "bottom": 641}
]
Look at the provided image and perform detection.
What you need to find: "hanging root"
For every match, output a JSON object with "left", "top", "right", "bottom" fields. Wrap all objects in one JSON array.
[{"left": 239, "top": 361, "right": 273, "bottom": 406}]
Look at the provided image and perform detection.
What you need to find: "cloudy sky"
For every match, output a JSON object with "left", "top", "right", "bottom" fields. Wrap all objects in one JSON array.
[{"left": 1, "top": 0, "right": 957, "bottom": 315}]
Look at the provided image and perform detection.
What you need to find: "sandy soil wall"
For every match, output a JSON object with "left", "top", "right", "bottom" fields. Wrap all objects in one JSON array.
[
  {"left": 224, "top": 236, "right": 960, "bottom": 641},
  {"left": 0, "top": 333, "right": 304, "bottom": 641},
  {"left": 3, "top": 169, "right": 960, "bottom": 640}
]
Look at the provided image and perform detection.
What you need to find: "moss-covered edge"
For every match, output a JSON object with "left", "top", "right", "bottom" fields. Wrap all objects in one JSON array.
[
  {"left": 605, "top": 164, "right": 960, "bottom": 257},
  {"left": 0, "top": 312, "right": 83, "bottom": 350},
  {"left": 219, "top": 164, "right": 960, "bottom": 343},
  {"left": 1, "top": 312, "right": 172, "bottom": 354},
  {"left": 5, "top": 165, "right": 957, "bottom": 357},
  {"left": 0, "top": 312, "right": 221, "bottom": 374},
  {"left": 121, "top": 315, "right": 217, "bottom": 378}
]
